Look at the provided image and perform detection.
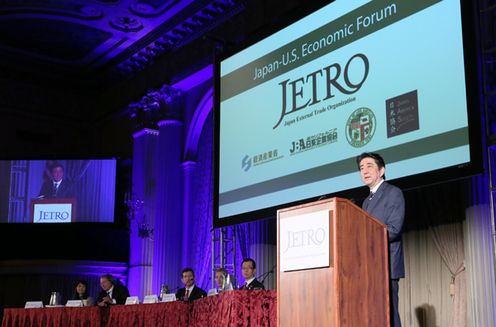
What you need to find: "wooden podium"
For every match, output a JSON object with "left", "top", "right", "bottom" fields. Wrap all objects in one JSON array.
[{"left": 277, "top": 197, "right": 389, "bottom": 327}]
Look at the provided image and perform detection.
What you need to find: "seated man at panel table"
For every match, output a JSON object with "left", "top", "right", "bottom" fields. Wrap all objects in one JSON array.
[
  {"left": 176, "top": 268, "right": 207, "bottom": 302},
  {"left": 96, "top": 274, "right": 130, "bottom": 306},
  {"left": 215, "top": 267, "right": 234, "bottom": 292},
  {"left": 240, "top": 258, "right": 265, "bottom": 290}
]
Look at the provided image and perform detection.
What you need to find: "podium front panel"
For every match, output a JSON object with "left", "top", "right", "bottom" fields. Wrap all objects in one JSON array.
[
  {"left": 277, "top": 200, "right": 337, "bottom": 327},
  {"left": 277, "top": 198, "right": 389, "bottom": 327}
]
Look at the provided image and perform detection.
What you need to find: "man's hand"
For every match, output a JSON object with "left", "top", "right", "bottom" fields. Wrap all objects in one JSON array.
[{"left": 97, "top": 296, "right": 112, "bottom": 306}]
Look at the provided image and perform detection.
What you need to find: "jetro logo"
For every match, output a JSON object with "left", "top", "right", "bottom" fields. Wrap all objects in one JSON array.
[
  {"left": 242, "top": 155, "right": 252, "bottom": 172},
  {"left": 37, "top": 211, "right": 70, "bottom": 222},
  {"left": 282, "top": 228, "right": 326, "bottom": 253}
]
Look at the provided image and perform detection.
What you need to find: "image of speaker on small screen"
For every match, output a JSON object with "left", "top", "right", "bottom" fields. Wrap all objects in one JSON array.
[{"left": 0, "top": 159, "right": 116, "bottom": 223}]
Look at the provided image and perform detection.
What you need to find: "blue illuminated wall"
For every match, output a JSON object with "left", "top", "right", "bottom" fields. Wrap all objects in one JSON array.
[{"left": 126, "top": 65, "right": 277, "bottom": 297}]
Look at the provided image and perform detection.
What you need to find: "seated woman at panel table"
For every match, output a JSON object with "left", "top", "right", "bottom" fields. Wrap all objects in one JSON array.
[{"left": 71, "top": 280, "right": 94, "bottom": 306}]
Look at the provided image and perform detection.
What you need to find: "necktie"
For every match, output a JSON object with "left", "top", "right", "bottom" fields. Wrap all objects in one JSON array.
[
  {"left": 184, "top": 289, "right": 189, "bottom": 300},
  {"left": 368, "top": 192, "right": 375, "bottom": 201},
  {"left": 107, "top": 291, "right": 111, "bottom": 298}
]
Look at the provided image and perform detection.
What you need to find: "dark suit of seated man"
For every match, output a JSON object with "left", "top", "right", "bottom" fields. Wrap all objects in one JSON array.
[
  {"left": 38, "top": 164, "right": 74, "bottom": 199},
  {"left": 96, "top": 274, "right": 130, "bottom": 306},
  {"left": 240, "top": 258, "right": 265, "bottom": 290},
  {"left": 176, "top": 268, "right": 207, "bottom": 302}
]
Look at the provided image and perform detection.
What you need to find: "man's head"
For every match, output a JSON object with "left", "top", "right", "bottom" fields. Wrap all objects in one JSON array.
[
  {"left": 99, "top": 274, "right": 114, "bottom": 292},
  {"left": 51, "top": 164, "right": 64, "bottom": 182},
  {"left": 357, "top": 152, "right": 386, "bottom": 189},
  {"left": 215, "top": 268, "right": 228, "bottom": 288},
  {"left": 241, "top": 258, "right": 256, "bottom": 280},
  {"left": 181, "top": 268, "right": 195, "bottom": 288}
]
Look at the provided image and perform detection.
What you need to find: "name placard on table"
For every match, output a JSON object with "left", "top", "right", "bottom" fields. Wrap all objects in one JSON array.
[
  {"left": 143, "top": 295, "right": 158, "bottom": 304},
  {"left": 125, "top": 296, "right": 139, "bottom": 305},
  {"left": 24, "top": 301, "right": 44, "bottom": 308},
  {"left": 66, "top": 300, "right": 83, "bottom": 307},
  {"left": 161, "top": 294, "right": 176, "bottom": 302}
]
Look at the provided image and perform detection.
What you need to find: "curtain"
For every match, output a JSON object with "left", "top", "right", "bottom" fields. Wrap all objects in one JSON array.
[
  {"left": 0, "top": 161, "right": 10, "bottom": 222},
  {"left": 234, "top": 219, "right": 277, "bottom": 290},
  {"left": 190, "top": 112, "right": 278, "bottom": 290},
  {"left": 399, "top": 181, "right": 468, "bottom": 327},
  {"left": 464, "top": 174, "right": 496, "bottom": 327},
  {"left": 65, "top": 160, "right": 116, "bottom": 222},
  {"left": 397, "top": 176, "right": 496, "bottom": 327},
  {"left": 429, "top": 223, "right": 466, "bottom": 327}
]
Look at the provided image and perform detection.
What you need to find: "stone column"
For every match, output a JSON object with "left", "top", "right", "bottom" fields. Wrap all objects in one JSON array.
[
  {"left": 181, "top": 160, "right": 197, "bottom": 268},
  {"left": 128, "top": 128, "right": 158, "bottom": 299},
  {"left": 152, "top": 119, "right": 184, "bottom": 293}
]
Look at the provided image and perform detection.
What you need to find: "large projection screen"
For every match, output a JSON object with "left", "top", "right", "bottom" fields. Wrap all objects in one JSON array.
[{"left": 214, "top": 0, "right": 481, "bottom": 227}]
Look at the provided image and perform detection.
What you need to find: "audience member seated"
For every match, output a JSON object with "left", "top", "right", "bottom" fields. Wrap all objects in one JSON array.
[
  {"left": 215, "top": 267, "right": 234, "bottom": 292},
  {"left": 72, "top": 280, "right": 94, "bottom": 306},
  {"left": 96, "top": 274, "right": 130, "bottom": 306},
  {"left": 176, "top": 268, "right": 207, "bottom": 301},
  {"left": 240, "top": 258, "right": 265, "bottom": 290}
]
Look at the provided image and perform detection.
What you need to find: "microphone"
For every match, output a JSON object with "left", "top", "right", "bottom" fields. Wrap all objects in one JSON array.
[
  {"left": 258, "top": 264, "right": 277, "bottom": 284},
  {"left": 79, "top": 294, "right": 85, "bottom": 307}
]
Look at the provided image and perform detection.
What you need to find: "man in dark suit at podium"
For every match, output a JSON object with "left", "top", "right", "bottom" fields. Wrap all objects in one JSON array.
[
  {"left": 176, "top": 268, "right": 207, "bottom": 301},
  {"left": 38, "top": 164, "right": 73, "bottom": 198},
  {"left": 240, "top": 258, "right": 265, "bottom": 290},
  {"left": 357, "top": 152, "right": 405, "bottom": 327}
]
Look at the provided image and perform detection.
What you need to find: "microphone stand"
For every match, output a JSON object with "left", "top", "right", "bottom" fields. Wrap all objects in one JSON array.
[{"left": 257, "top": 264, "right": 277, "bottom": 285}]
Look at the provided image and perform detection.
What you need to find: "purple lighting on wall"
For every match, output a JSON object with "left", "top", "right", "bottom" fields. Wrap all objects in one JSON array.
[
  {"left": 173, "top": 65, "right": 213, "bottom": 92},
  {"left": 184, "top": 87, "right": 213, "bottom": 160},
  {"left": 128, "top": 63, "right": 276, "bottom": 294}
]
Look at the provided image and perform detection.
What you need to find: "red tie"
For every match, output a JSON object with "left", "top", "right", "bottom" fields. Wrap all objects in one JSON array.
[{"left": 185, "top": 289, "right": 189, "bottom": 300}]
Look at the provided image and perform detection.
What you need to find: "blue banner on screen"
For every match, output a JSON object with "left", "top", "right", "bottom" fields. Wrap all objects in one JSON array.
[
  {"left": 0, "top": 159, "right": 117, "bottom": 223},
  {"left": 216, "top": 0, "right": 472, "bottom": 221}
]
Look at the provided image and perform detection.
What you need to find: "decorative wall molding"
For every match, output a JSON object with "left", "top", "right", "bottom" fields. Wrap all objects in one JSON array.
[
  {"left": 110, "top": 16, "right": 143, "bottom": 32},
  {"left": 157, "top": 120, "right": 183, "bottom": 127},
  {"left": 130, "top": 0, "right": 179, "bottom": 18},
  {"left": 0, "top": 0, "right": 246, "bottom": 81},
  {"left": 112, "top": 0, "right": 247, "bottom": 78},
  {"left": 132, "top": 128, "right": 160, "bottom": 139},
  {"left": 128, "top": 85, "right": 182, "bottom": 131},
  {"left": 181, "top": 160, "right": 197, "bottom": 170},
  {"left": 0, "top": 2, "right": 104, "bottom": 20},
  {"left": 184, "top": 87, "right": 213, "bottom": 161}
]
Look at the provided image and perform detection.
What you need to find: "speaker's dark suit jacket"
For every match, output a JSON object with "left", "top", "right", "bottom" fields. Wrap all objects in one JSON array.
[
  {"left": 362, "top": 181, "right": 405, "bottom": 279},
  {"left": 96, "top": 284, "right": 130, "bottom": 305},
  {"left": 176, "top": 285, "right": 207, "bottom": 301},
  {"left": 241, "top": 278, "right": 265, "bottom": 290},
  {"left": 38, "top": 179, "right": 73, "bottom": 199}
]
